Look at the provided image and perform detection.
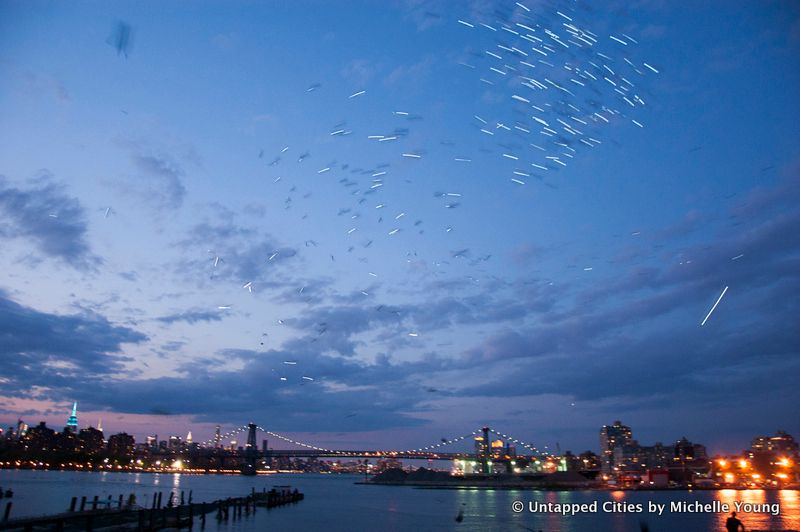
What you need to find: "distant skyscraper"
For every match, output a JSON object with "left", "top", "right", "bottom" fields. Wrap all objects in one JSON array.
[
  {"left": 66, "top": 402, "right": 78, "bottom": 433},
  {"left": 600, "top": 420, "right": 632, "bottom": 473},
  {"left": 214, "top": 425, "right": 221, "bottom": 448}
]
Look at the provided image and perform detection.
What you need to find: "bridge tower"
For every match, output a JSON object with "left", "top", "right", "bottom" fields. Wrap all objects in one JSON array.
[
  {"left": 241, "top": 423, "right": 258, "bottom": 475},
  {"left": 482, "top": 426, "right": 491, "bottom": 474}
]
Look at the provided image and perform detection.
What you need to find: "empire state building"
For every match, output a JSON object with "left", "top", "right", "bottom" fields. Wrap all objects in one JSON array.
[{"left": 66, "top": 402, "right": 78, "bottom": 433}]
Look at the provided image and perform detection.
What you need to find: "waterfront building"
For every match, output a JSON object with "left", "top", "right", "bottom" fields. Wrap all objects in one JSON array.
[
  {"left": 612, "top": 441, "right": 677, "bottom": 475},
  {"left": 17, "top": 419, "right": 29, "bottom": 438},
  {"left": 750, "top": 431, "right": 799, "bottom": 456},
  {"left": 108, "top": 432, "right": 135, "bottom": 457},
  {"left": 600, "top": 420, "right": 632, "bottom": 473},
  {"left": 78, "top": 427, "right": 105, "bottom": 454},
  {"left": 579, "top": 450, "right": 602, "bottom": 471},
  {"left": 27, "top": 422, "right": 57, "bottom": 452},
  {"left": 58, "top": 428, "right": 80, "bottom": 453},
  {"left": 670, "top": 437, "right": 709, "bottom": 483}
]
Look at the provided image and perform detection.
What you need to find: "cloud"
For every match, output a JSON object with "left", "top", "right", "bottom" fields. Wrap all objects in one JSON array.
[
  {"left": 341, "top": 59, "right": 378, "bottom": 86},
  {"left": 510, "top": 242, "right": 544, "bottom": 266},
  {"left": 400, "top": 0, "right": 447, "bottom": 31},
  {"left": 174, "top": 219, "right": 298, "bottom": 286},
  {"left": 161, "top": 341, "right": 186, "bottom": 352},
  {"left": 14, "top": 69, "right": 70, "bottom": 103},
  {"left": 130, "top": 152, "right": 187, "bottom": 209},
  {"left": 1, "top": 166, "right": 795, "bottom": 442},
  {"left": 110, "top": 139, "right": 198, "bottom": 211},
  {"left": 70, "top": 346, "right": 444, "bottom": 432},
  {"left": 0, "top": 291, "right": 147, "bottom": 397},
  {"left": 384, "top": 56, "right": 436, "bottom": 87},
  {"left": 453, "top": 176, "right": 800, "bottom": 411},
  {"left": 0, "top": 175, "right": 99, "bottom": 268},
  {"left": 156, "top": 309, "right": 224, "bottom": 325}
]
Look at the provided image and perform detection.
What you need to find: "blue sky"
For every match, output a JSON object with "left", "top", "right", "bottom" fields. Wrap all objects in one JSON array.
[{"left": 0, "top": 0, "right": 798, "bottom": 454}]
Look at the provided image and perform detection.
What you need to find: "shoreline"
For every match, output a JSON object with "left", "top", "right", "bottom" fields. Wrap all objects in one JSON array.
[
  {"left": 2, "top": 468, "right": 798, "bottom": 492},
  {"left": 356, "top": 481, "right": 800, "bottom": 491}
]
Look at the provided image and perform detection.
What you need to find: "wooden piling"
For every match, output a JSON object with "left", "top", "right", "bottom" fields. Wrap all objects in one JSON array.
[{"left": 0, "top": 488, "right": 303, "bottom": 531}]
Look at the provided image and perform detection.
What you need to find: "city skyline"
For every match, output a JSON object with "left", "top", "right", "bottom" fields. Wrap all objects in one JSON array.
[
  {"left": 4, "top": 407, "right": 799, "bottom": 494},
  {"left": 1, "top": 0, "right": 799, "bottom": 455},
  {"left": 2, "top": 402, "right": 797, "bottom": 459},
  {"left": 4, "top": 406, "right": 798, "bottom": 459}
]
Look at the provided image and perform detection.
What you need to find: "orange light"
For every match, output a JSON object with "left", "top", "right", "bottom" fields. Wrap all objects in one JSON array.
[
  {"left": 718, "top": 459, "right": 728, "bottom": 467},
  {"left": 738, "top": 460, "right": 748, "bottom": 469}
]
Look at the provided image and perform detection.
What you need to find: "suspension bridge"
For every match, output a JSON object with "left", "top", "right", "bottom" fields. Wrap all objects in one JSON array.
[{"left": 191, "top": 425, "right": 548, "bottom": 474}]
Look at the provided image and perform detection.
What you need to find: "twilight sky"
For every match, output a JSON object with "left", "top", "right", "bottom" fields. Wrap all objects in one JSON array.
[{"left": 0, "top": 0, "right": 798, "bottom": 455}]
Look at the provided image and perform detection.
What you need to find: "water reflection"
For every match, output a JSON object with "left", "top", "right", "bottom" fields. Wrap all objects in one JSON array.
[
  {"left": 610, "top": 490, "right": 626, "bottom": 501},
  {"left": 2, "top": 471, "right": 800, "bottom": 532},
  {"left": 712, "top": 489, "right": 794, "bottom": 531}
]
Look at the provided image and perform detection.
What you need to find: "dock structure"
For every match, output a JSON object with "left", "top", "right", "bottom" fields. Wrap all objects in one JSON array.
[{"left": 0, "top": 487, "right": 304, "bottom": 531}]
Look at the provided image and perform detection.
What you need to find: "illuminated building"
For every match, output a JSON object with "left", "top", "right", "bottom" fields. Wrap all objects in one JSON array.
[
  {"left": 214, "top": 425, "right": 222, "bottom": 448},
  {"left": 108, "top": 432, "right": 136, "bottom": 457},
  {"left": 78, "top": 427, "right": 105, "bottom": 454},
  {"left": 65, "top": 402, "right": 78, "bottom": 433},
  {"left": 27, "top": 422, "right": 56, "bottom": 452},
  {"left": 600, "top": 420, "right": 632, "bottom": 473},
  {"left": 750, "top": 431, "right": 798, "bottom": 456}
]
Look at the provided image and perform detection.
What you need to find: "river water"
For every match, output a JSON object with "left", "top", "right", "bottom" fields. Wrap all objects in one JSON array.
[{"left": 0, "top": 470, "right": 798, "bottom": 531}]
